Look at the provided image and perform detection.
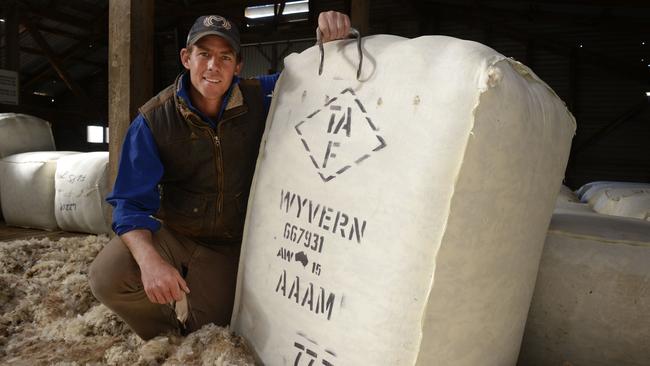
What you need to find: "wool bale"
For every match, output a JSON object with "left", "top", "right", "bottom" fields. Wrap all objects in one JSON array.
[
  {"left": 54, "top": 151, "right": 111, "bottom": 234},
  {"left": 0, "top": 113, "right": 56, "bottom": 158},
  {"left": 576, "top": 181, "right": 650, "bottom": 203},
  {"left": 586, "top": 184, "right": 650, "bottom": 207},
  {"left": 554, "top": 200, "right": 595, "bottom": 215},
  {"left": 0, "top": 113, "right": 56, "bottom": 220},
  {"left": 555, "top": 185, "right": 593, "bottom": 214},
  {"left": 590, "top": 187, "right": 650, "bottom": 221},
  {"left": 519, "top": 211, "right": 650, "bottom": 366},
  {"left": 0, "top": 151, "right": 79, "bottom": 230},
  {"left": 556, "top": 184, "right": 579, "bottom": 204},
  {"left": 231, "top": 35, "right": 575, "bottom": 365},
  {"left": 613, "top": 195, "right": 650, "bottom": 221}
]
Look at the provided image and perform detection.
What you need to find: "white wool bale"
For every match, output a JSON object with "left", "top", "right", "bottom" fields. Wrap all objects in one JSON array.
[
  {"left": 555, "top": 186, "right": 591, "bottom": 215},
  {"left": 590, "top": 187, "right": 650, "bottom": 221},
  {"left": 613, "top": 195, "right": 650, "bottom": 221},
  {"left": 554, "top": 200, "right": 595, "bottom": 215},
  {"left": 54, "top": 152, "right": 111, "bottom": 234},
  {"left": 586, "top": 184, "right": 650, "bottom": 207},
  {"left": 576, "top": 181, "right": 650, "bottom": 203},
  {"left": 231, "top": 35, "right": 575, "bottom": 365},
  {"left": 556, "top": 184, "right": 579, "bottom": 204},
  {"left": 519, "top": 211, "right": 650, "bottom": 366},
  {"left": 0, "top": 113, "right": 56, "bottom": 220},
  {"left": 0, "top": 151, "right": 80, "bottom": 230},
  {"left": 0, "top": 113, "right": 56, "bottom": 158}
]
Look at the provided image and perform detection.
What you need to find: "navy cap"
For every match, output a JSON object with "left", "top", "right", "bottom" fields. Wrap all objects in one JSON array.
[{"left": 186, "top": 15, "right": 240, "bottom": 54}]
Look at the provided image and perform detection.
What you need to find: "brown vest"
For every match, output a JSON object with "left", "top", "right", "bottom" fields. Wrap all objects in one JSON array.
[{"left": 139, "top": 75, "right": 265, "bottom": 245}]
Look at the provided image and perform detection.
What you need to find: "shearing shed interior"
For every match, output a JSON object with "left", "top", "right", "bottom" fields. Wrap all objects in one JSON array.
[{"left": 0, "top": 1, "right": 649, "bottom": 365}]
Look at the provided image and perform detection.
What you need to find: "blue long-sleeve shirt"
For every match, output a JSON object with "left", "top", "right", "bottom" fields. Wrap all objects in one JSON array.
[{"left": 107, "top": 72, "right": 279, "bottom": 235}]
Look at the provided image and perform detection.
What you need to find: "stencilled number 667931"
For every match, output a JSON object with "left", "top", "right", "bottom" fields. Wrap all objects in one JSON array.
[{"left": 283, "top": 223, "right": 324, "bottom": 253}]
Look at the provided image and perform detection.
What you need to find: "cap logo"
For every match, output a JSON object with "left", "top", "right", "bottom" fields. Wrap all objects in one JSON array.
[{"left": 203, "top": 15, "right": 231, "bottom": 30}]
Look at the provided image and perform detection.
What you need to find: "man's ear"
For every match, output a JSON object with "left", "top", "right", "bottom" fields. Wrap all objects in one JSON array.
[
  {"left": 235, "top": 61, "right": 243, "bottom": 75},
  {"left": 180, "top": 48, "right": 191, "bottom": 70}
]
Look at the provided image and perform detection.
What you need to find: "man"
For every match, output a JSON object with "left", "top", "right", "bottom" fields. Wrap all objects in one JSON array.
[{"left": 89, "top": 11, "right": 351, "bottom": 340}]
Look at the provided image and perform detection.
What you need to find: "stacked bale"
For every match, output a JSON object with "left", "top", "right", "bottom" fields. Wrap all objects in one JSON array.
[
  {"left": 611, "top": 195, "right": 650, "bottom": 221},
  {"left": 519, "top": 211, "right": 650, "bottom": 366},
  {"left": 0, "top": 113, "right": 56, "bottom": 220},
  {"left": 590, "top": 187, "right": 650, "bottom": 221},
  {"left": 554, "top": 185, "right": 594, "bottom": 214},
  {"left": 0, "top": 151, "right": 79, "bottom": 230},
  {"left": 556, "top": 184, "right": 579, "bottom": 203},
  {"left": 231, "top": 35, "right": 575, "bottom": 365},
  {"left": 54, "top": 152, "right": 111, "bottom": 234},
  {"left": 0, "top": 113, "right": 56, "bottom": 157},
  {"left": 576, "top": 181, "right": 650, "bottom": 203}
]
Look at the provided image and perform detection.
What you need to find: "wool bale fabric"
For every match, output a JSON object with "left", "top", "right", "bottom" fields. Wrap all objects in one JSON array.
[
  {"left": 576, "top": 181, "right": 650, "bottom": 203},
  {"left": 0, "top": 113, "right": 56, "bottom": 220},
  {"left": 0, "top": 113, "right": 56, "bottom": 158},
  {"left": 231, "top": 35, "right": 575, "bottom": 366},
  {"left": 520, "top": 211, "right": 650, "bottom": 366},
  {"left": 590, "top": 187, "right": 650, "bottom": 221},
  {"left": 0, "top": 151, "right": 79, "bottom": 230},
  {"left": 54, "top": 151, "right": 111, "bottom": 234}
]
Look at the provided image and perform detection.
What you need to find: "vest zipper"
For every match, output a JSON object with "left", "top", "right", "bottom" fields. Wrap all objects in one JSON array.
[
  {"left": 209, "top": 131, "right": 225, "bottom": 214},
  {"left": 213, "top": 108, "right": 247, "bottom": 216}
]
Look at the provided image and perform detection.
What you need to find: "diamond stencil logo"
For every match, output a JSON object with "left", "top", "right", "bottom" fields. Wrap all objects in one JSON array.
[{"left": 295, "top": 88, "right": 387, "bottom": 182}]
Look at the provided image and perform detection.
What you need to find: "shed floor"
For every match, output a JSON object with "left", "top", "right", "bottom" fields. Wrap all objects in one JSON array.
[{"left": 0, "top": 221, "right": 87, "bottom": 241}]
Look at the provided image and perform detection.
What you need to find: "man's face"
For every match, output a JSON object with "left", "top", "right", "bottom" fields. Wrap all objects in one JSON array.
[{"left": 180, "top": 35, "right": 241, "bottom": 105}]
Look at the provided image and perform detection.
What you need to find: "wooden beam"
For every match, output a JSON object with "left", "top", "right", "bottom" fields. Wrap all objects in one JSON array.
[
  {"left": 21, "top": 41, "right": 95, "bottom": 90},
  {"left": 22, "top": 6, "right": 92, "bottom": 31},
  {"left": 3, "top": 0, "right": 20, "bottom": 71},
  {"left": 273, "top": 2, "right": 286, "bottom": 31},
  {"left": 22, "top": 18, "right": 92, "bottom": 104},
  {"left": 108, "top": 0, "right": 154, "bottom": 187},
  {"left": 254, "top": 44, "right": 272, "bottom": 63},
  {"left": 572, "top": 100, "right": 648, "bottom": 155},
  {"left": 351, "top": 0, "right": 370, "bottom": 36},
  {"left": 62, "top": 0, "right": 104, "bottom": 16},
  {"left": 35, "top": 23, "right": 104, "bottom": 44},
  {"left": 10, "top": 3, "right": 107, "bottom": 89},
  {"left": 19, "top": 46, "right": 104, "bottom": 68}
]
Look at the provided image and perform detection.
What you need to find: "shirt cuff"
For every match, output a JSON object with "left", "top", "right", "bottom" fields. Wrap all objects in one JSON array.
[{"left": 112, "top": 215, "right": 162, "bottom": 236}]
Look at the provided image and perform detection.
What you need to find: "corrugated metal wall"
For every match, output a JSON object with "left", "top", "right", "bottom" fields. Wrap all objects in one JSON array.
[{"left": 240, "top": 40, "right": 315, "bottom": 78}]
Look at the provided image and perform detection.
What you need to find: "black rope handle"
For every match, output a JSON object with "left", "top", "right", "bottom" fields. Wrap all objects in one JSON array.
[{"left": 316, "top": 27, "right": 363, "bottom": 80}]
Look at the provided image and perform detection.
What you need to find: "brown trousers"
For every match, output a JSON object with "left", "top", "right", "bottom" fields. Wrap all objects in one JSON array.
[{"left": 88, "top": 227, "right": 240, "bottom": 340}]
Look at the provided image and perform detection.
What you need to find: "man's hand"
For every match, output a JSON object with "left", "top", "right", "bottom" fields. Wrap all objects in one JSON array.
[
  {"left": 120, "top": 229, "right": 190, "bottom": 305},
  {"left": 139, "top": 255, "right": 190, "bottom": 304},
  {"left": 318, "top": 11, "right": 351, "bottom": 42}
]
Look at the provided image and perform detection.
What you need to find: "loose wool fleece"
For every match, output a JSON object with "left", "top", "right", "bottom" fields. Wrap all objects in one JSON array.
[{"left": 0, "top": 235, "right": 255, "bottom": 365}]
